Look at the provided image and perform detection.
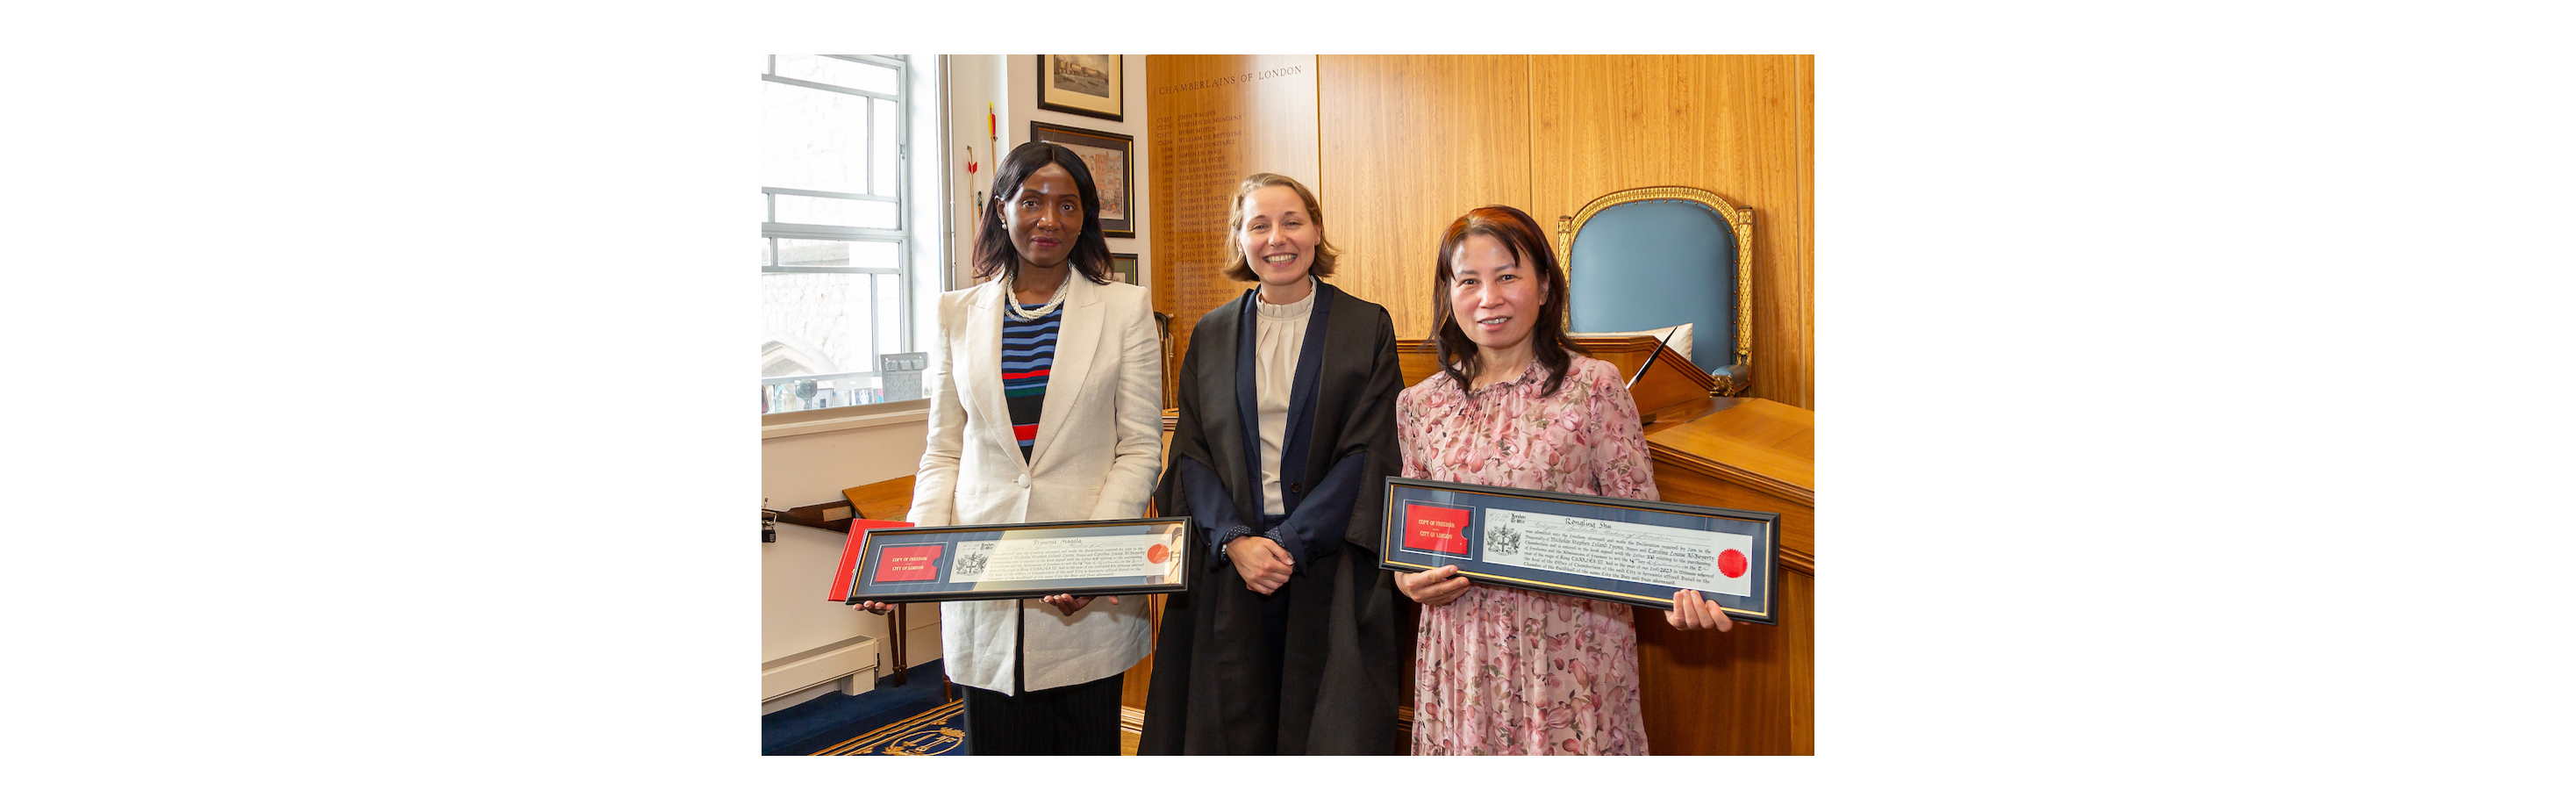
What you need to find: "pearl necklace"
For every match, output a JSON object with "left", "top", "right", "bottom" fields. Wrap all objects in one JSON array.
[{"left": 1006, "top": 268, "right": 1074, "bottom": 320}]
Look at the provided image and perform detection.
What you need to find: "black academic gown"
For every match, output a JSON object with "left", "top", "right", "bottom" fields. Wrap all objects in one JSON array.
[{"left": 1139, "top": 281, "right": 1405, "bottom": 755}]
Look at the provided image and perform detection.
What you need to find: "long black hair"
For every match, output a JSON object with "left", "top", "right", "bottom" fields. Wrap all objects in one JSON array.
[
  {"left": 971, "top": 141, "right": 1114, "bottom": 284},
  {"left": 1430, "top": 205, "right": 1587, "bottom": 397}
]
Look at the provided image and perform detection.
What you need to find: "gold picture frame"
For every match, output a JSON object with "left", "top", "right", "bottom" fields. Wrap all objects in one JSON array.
[
  {"left": 1030, "top": 121, "right": 1134, "bottom": 237},
  {"left": 1037, "top": 54, "right": 1122, "bottom": 121}
]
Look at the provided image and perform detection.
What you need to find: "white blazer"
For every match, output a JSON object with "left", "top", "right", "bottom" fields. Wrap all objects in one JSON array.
[{"left": 908, "top": 274, "right": 1163, "bottom": 694}]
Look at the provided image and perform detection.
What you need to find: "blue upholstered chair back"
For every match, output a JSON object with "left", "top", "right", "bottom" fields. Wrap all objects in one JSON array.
[{"left": 1561, "top": 188, "right": 1752, "bottom": 387}]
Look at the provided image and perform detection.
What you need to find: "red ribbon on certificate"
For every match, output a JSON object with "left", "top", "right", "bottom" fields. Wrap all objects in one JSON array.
[
  {"left": 871, "top": 544, "right": 945, "bottom": 583},
  {"left": 826, "top": 519, "right": 916, "bottom": 601},
  {"left": 1403, "top": 503, "right": 1472, "bottom": 555}
]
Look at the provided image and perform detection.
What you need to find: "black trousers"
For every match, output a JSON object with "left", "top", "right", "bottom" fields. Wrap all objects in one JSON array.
[{"left": 960, "top": 607, "right": 1125, "bottom": 755}]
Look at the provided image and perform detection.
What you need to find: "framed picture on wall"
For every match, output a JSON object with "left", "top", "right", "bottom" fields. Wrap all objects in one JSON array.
[
  {"left": 1030, "top": 121, "right": 1134, "bottom": 238},
  {"left": 1037, "top": 54, "right": 1122, "bottom": 121},
  {"left": 1110, "top": 252, "right": 1139, "bottom": 285}
]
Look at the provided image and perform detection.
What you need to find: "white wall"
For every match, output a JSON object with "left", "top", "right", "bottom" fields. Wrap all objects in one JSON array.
[
  {"left": 945, "top": 54, "right": 1004, "bottom": 291},
  {"left": 759, "top": 413, "right": 937, "bottom": 711},
  {"left": 951, "top": 55, "right": 1153, "bottom": 291}
]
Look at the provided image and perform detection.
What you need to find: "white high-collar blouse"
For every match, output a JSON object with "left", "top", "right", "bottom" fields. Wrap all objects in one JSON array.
[{"left": 1252, "top": 277, "right": 1317, "bottom": 517}]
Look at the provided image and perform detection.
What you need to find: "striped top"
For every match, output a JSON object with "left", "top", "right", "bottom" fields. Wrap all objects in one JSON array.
[{"left": 1000, "top": 305, "right": 1061, "bottom": 461}]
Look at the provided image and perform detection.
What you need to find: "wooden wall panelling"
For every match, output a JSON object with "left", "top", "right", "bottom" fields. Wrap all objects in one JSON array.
[
  {"left": 1795, "top": 57, "right": 1814, "bottom": 411},
  {"left": 1120, "top": 418, "right": 1185, "bottom": 711},
  {"left": 1788, "top": 569, "right": 1814, "bottom": 753},
  {"left": 1144, "top": 55, "right": 1320, "bottom": 381},
  {"left": 1530, "top": 55, "right": 1814, "bottom": 409},
  {"left": 1725, "top": 54, "right": 1810, "bottom": 410},
  {"left": 1317, "top": 55, "right": 1534, "bottom": 342},
  {"left": 1120, "top": 593, "right": 1163, "bottom": 710}
]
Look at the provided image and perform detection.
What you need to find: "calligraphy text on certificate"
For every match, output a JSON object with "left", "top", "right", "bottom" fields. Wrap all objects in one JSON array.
[
  {"left": 948, "top": 533, "right": 1170, "bottom": 584},
  {"left": 1479, "top": 507, "right": 1754, "bottom": 596}
]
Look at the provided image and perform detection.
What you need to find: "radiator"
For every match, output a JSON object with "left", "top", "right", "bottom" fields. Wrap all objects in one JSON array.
[{"left": 761, "top": 635, "right": 880, "bottom": 702}]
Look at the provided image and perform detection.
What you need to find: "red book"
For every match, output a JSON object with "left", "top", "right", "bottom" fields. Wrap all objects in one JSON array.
[{"left": 826, "top": 519, "right": 915, "bottom": 601}]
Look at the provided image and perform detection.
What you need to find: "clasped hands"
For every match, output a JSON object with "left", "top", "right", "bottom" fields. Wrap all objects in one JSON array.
[
  {"left": 1226, "top": 535, "right": 1294, "bottom": 594},
  {"left": 851, "top": 594, "right": 1120, "bottom": 617},
  {"left": 1393, "top": 565, "right": 1734, "bottom": 632}
]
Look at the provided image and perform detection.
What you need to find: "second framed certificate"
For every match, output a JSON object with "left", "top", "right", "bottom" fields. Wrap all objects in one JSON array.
[
  {"left": 848, "top": 518, "right": 1191, "bottom": 604},
  {"left": 1378, "top": 478, "right": 1781, "bottom": 625}
]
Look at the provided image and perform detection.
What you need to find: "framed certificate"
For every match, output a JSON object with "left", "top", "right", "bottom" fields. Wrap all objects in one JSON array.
[
  {"left": 847, "top": 518, "right": 1191, "bottom": 603},
  {"left": 1378, "top": 478, "right": 1781, "bottom": 625}
]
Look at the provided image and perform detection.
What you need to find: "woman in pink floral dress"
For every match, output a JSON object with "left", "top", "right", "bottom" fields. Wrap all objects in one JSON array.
[{"left": 1392, "top": 205, "right": 1735, "bottom": 756}]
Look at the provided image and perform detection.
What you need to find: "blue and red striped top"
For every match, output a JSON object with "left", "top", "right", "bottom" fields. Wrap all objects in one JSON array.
[{"left": 1000, "top": 306, "right": 1061, "bottom": 461}]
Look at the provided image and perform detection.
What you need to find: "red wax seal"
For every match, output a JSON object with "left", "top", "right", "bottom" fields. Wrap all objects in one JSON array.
[
  {"left": 1146, "top": 543, "right": 1170, "bottom": 564},
  {"left": 1718, "top": 549, "right": 1749, "bottom": 579}
]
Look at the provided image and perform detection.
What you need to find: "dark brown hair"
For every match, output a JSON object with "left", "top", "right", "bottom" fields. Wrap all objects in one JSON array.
[
  {"left": 1220, "top": 172, "right": 1340, "bottom": 283},
  {"left": 1430, "top": 205, "right": 1587, "bottom": 397},
  {"left": 971, "top": 141, "right": 1113, "bottom": 284}
]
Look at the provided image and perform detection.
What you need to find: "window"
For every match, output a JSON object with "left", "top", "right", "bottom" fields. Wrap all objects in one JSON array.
[{"left": 762, "top": 54, "right": 933, "bottom": 414}]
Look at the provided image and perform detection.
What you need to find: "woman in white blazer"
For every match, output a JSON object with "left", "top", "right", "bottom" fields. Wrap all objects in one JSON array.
[{"left": 856, "top": 141, "right": 1162, "bottom": 755}]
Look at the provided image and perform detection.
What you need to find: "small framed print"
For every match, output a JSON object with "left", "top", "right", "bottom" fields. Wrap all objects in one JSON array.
[
  {"left": 1380, "top": 478, "right": 1782, "bottom": 624},
  {"left": 847, "top": 518, "right": 1191, "bottom": 603},
  {"left": 1028, "top": 121, "right": 1134, "bottom": 238},
  {"left": 1037, "top": 54, "right": 1122, "bottom": 121},
  {"left": 1110, "top": 252, "right": 1139, "bottom": 284}
]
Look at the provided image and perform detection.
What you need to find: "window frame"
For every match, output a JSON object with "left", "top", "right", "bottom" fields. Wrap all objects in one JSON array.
[{"left": 761, "top": 54, "right": 923, "bottom": 421}]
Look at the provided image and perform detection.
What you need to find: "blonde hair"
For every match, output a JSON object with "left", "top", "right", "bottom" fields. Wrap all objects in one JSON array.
[{"left": 1220, "top": 173, "right": 1341, "bottom": 282}]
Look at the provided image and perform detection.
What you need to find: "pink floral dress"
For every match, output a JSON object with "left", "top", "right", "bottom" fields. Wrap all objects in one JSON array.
[{"left": 1397, "top": 356, "right": 1660, "bottom": 756}]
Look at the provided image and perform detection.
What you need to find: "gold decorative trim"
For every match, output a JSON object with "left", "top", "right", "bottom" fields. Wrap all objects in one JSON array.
[{"left": 1557, "top": 186, "right": 1756, "bottom": 397}]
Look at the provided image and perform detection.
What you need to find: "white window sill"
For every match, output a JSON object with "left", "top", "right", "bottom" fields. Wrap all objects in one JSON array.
[{"left": 761, "top": 398, "right": 930, "bottom": 440}]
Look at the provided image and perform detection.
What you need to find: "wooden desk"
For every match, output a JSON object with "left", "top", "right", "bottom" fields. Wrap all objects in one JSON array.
[
  {"left": 841, "top": 477, "right": 916, "bottom": 525},
  {"left": 1637, "top": 396, "right": 1814, "bottom": 754}
]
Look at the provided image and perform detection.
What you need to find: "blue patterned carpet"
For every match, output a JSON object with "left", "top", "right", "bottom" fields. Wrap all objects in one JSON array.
[
  {"left": 810, "top": 700, "right": 965, "bottom": 755},
  {"left": 762, "top": 661, "right": 966, "bottom": 756}
]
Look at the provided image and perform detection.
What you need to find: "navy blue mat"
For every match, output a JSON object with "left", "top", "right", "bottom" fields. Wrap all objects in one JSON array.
[{"left": 762, "top": 660, "right": 963, "bottom": 756}]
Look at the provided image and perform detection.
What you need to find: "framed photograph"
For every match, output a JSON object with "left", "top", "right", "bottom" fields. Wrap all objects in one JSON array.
[
  {"left": 846, "top": 518, "right": 1191, "bottom": 603},
  {"left": 1037, "top": 54, "right": 1122, "bottom": 121},
  {"left": 1110, "top": 252, "right": 1140, "bottom": 285},
  {"left": 1379, "top": 478, "right": 1782, "bottom": 624},
  {"left": 1028, "top": 121, "right": 1134, "bottom": 238}
]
